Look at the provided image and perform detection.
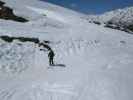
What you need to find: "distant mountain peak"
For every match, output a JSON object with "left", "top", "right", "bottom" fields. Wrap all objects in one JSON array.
[{"left": 86, "top": 7, "right": 133, "bottom": 33}]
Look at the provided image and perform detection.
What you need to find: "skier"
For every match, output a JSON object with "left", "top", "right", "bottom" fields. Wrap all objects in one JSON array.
[
  {"left": 39, "top": 42, "right": 55, "bottom": 66},
  {"left": 48, "top": 49, "right": 55, "bottom": 66}
]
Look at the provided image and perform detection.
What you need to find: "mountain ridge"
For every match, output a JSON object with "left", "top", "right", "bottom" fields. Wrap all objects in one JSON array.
[{"left": 85, "top": 6, "right": 133, "bottom": 33}]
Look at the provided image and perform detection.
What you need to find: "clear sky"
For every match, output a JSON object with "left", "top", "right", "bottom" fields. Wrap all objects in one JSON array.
[{"left": 41, "top": 0, "right": 133, "bottom": 14}]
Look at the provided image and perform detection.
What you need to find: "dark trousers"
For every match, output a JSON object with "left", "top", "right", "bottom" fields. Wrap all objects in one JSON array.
[{"left": 49, "top": 57, "right": 54, "bottom": 65}]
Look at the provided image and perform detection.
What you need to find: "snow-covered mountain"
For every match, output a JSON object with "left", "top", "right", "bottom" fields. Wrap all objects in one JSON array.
[
  {"left": 86, "top": 7, "right": 133, "bottom": 33},
  {"left": 0, "top": 0, "right": 133, "bottom": 100}
]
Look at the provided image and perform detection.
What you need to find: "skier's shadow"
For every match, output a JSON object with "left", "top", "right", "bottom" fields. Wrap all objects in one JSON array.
[{"left": 52, "top": 64, "right": 66, "bottom": 67}]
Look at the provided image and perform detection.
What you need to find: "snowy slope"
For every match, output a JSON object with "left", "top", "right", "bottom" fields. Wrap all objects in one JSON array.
[
  {"left": 0, "top": 0, "right": 133, "bottom": 100},
  {"left": 85, "top": 7, "right": 133, "bottom": 33},
  {"left": 86, "top": 7, "right": 133, "bottom": 24},
  {"left": 99, "top": 7, "right": 133, "bottom": 25}
]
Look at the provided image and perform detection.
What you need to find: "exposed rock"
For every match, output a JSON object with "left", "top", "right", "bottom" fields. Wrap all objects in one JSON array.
[
  {"left": 0, "top": 35, "right": 51, "bottom": 50},
  {"left": 0, "top": 35, "right": 39, "bottom": 43},
  {"left": 0, "top": 1, "right": 4, "bottom": 6},
  {"left": 0, "top": 0, "right": 28, "bottom": 22},
  {"left": 126, "top": 24, "right": 133, "bottom": 32},
  {"left": 86, "top": 7, "right": 133, "bottom": 33}
]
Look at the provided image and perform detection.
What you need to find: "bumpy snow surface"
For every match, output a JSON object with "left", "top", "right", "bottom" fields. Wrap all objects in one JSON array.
[{"left": 0, "top": 0, "right": 133, "bottom": 100}]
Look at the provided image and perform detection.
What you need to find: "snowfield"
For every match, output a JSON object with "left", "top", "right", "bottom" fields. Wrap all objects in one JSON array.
[
  {"left": 0, "top": 0, "right": 133, "bottom": 100},
  {"left": 86, "top": 7, "right": 133, "bottom": 25},
  {"left": 85, "top": 7, "right": 133, "bottom": 33}
]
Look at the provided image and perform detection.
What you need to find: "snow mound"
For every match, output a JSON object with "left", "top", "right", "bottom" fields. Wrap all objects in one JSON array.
[{"left": 0, "top": 40, "right": 35, "bottom": 74}]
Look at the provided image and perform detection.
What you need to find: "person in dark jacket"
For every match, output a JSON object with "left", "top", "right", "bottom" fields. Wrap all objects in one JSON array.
[
  {"left": 48, "top": 49, "right": 55, "bottom": 66},
  {"left": 39, "top": 42, "right": 55, "bottom": 66}
]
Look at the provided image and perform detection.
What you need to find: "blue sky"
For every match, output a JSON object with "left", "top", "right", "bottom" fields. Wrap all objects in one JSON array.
[{"left": 42, "top": 0, "right": 133, "bottom": 14}]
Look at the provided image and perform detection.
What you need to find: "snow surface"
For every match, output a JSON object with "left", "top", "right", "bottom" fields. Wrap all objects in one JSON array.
[
  {"left": 0, "top": 0, "right": 133, "bottom": 100},
  {"left": 86, "top": 7, "right": 133, "bottom": 26}
]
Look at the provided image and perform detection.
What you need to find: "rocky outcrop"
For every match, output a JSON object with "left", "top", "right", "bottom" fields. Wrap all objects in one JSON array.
[
  {"left": 0, "top": 35, "right": 40, "bottom": 43},
  {"left": 86, "top": 7, "right": 133, "bottom": 34},
  {"left": 0, "top": 1, "right": 28, "bottom": 22},
  {"left": 0, "top": 35, "right": 51, "bottom": 50},
  {"left": 0, "top": 1, "right": 5, "bottom": 6}
]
